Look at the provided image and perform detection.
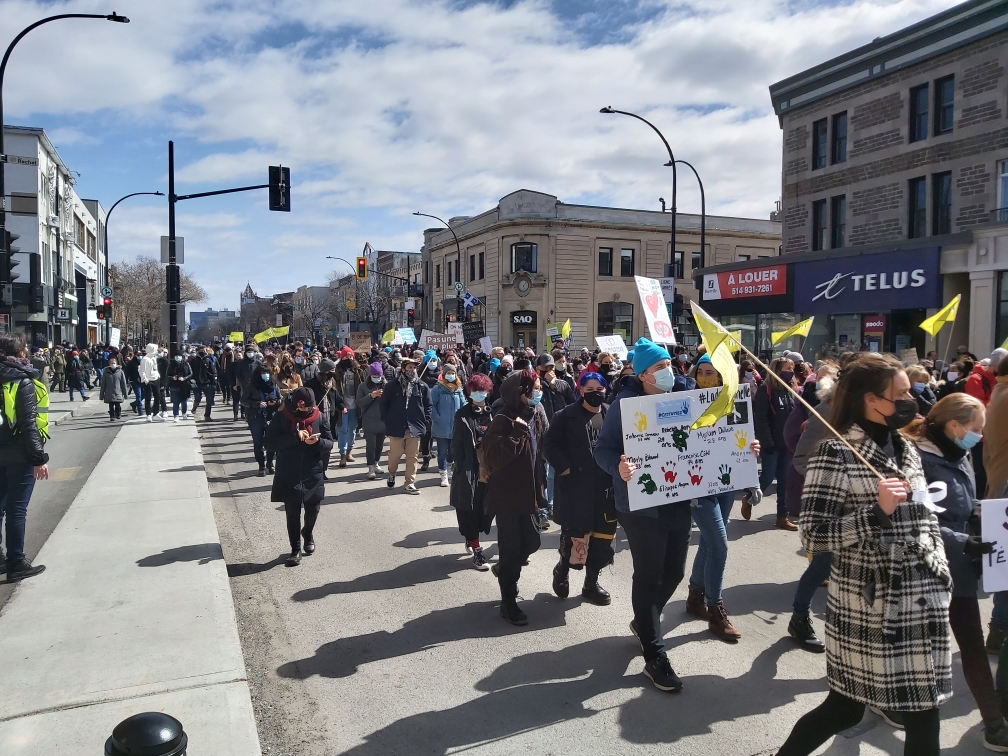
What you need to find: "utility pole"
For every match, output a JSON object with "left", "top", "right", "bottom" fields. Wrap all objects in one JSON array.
[{"left": 167, "top": 142, "right": 180, "bottom": 356}]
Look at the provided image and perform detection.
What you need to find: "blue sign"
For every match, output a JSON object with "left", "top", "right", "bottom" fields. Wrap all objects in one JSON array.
[
  {"left": 656, "top": 397, "right": 692, "bottom": 425},
  {"left": 793, "top": 247, "right": 941, "bottom": 315}
]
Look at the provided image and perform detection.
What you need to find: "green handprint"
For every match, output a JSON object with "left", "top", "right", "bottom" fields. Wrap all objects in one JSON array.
[
  {"left": 718, "top": 464, "right": 732, "bottom": 486},
  {"left": 637, "top": 473, "right": 657, "bottom": 495},
  {"left": 671, "top": 427, "right": 690, "bottom": 453}
]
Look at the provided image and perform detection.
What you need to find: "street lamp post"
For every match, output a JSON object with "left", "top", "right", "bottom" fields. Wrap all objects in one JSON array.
[
  {"left": 675, "top": 160, "right": 705, "bottom": 270},
  {"left": 104, "top": 191, "right": 163, "bottom": 344},
  {"left": 413, "top": 212, "right": 462, "bottom": 328},
  {"left": 599, "top": 106, "right": 678, "bottom": 277},
  {"left": 0, "top": 11, "right": 129, "bottom": 333}
]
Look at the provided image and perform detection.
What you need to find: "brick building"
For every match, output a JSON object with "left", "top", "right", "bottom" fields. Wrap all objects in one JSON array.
[{"left": 697, "top": 0, "right": 1008, "bottom": 358}]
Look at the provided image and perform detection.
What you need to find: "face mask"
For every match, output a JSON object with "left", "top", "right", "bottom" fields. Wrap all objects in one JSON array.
[
  {"left": 952, "top": 428, "right": 983, "bottom": 450},
  {"left": 583, "top": 390, "right": 605, "bottom": 408},
  {"left": 556, "top": 362, "right": 566, "bottom": 372},
  {"left": 913, "top": 382, "right": 927, "bottom": 393},
  {"left": 260, "top": 373, "right": 271, "bottom": 382},
  {"left": 174, "top": 355, "right": 183, "bottom": 363},
  {"left": 745, "top": 371, "right": 754, "bottom": 380},
  {"left": 779, "top": 370, "right": 794, "bottom": 383},
  {"left": 245, "top": 352, "right": 255, "bottom": 359},
  {"left": 696, "top": 374, "right": 720, "bottom": 390},
  {"left": 880, "top": 397, "right": 918, "bottom": 430},
  {"left": 444, "top": 372, "right": 456, "bottom": 383},
  {"left": 947, "top": 372, "right": 959, "bottom": 382},
  {"left": 295, "top": 357, "right": 303, "bottom": 364},
  {"left": 470, "top": 391, "right": 488, "bottom": 403},
  {"left": 404, "top": 370, "right": 416, "bottom": 379},
  {"left": 529, "top": 390, "right": 543, "bottom": 406},
  {"left": 370, "top": 376, "right": 381, "bottom": 385},
  {"left": 600, "top": 364, "right": 612, "bottom": 372},
  {"left": 651, "top": 366, "right": 678, "bottom": 393},
  {"left": 677, "top": 354, "right": 687, "bottom": 363}
]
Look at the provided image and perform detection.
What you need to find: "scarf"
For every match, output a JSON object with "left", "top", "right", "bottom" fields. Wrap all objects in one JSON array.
[
  {"left": 926, "top": 422, "right": 967, "bottom": 462},
  {"left": 281, "top": 405, "right": 320, "bottom": 432},
  {"left": 399, "top": 369, "right": 419, "bottom": 398}
]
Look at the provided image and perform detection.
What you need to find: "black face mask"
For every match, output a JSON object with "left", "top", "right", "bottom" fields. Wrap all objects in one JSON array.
[
  {"left": 339, "top": 359, "right": 353, "bottom": 369},
  {"left": 880, "top": 397, "right": 918, "bottom": 431},
  {"left": 583, "top": 391, "right": 605, "bottom": 408}
]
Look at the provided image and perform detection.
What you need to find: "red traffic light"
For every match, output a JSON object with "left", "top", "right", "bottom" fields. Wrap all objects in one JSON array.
[{"left": 103, "top": 296, "right": 112, "bottom": 307}]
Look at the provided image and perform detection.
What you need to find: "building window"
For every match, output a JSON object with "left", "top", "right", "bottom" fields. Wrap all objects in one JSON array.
[
  {"left": 934, "top": 75, "right": 954, "bottom": 135},
  {"left": 910, "top": 83, "right": 929, "bottom": 142},
  {"left": 830, "top": 195, "right": 846, "bottom": 248},
  {"left": 998, "top": 272, "right": 1008, "bottom": 349},
  {"left": 673, "top": 251, "right": 684, "bottom": 279},
  {"left": 738, "top": 254, "right": 750, "bottom": 262},
  {"left": 691, "top": 251, "right": 701, "bottom": 273},
  {"left": 831, "top": 112, "right": 847, "bottom": 164},
  {"left": 812, "top": 118, "right": 827, "bottom": 170},
  {"left": 811, "top": 199, "right": 827, "bottom": 251},
  {"left": 597, "top": 302, "right": 634, "bottom": 341},
  {"left": 74, "top": 216, "right": 85, "bottom": 249},
  {"left": 478, "top": 251, "right": 484, "bottom": 280},
  {"left": 511, "top": 242, "right": 537, "bottom": 273},
  {"left": 932, "top": 171, "right": 952, "bottom": 235},
  {"left": 620, "top": 248, "right": 635, "bottom": 277},
  {"left": 909, "top": 176, "right": 927, "bottom": 238},
  {"left": 469, "top": 255, "right": 475, "bottom": 282},
  {"left": 598, "top": 247, "right": 613, "bottom": 276},
  {"left": 436, "top": 264, "right": 441, "bottom": 289},
  {"left": 424, "top": 260, "right": 429, "bottom": 285}
]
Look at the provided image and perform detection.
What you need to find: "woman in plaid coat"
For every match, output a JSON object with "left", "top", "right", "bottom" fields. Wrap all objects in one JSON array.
[{"left": 778, "top": 353, "right": 951, "bottom": 756}]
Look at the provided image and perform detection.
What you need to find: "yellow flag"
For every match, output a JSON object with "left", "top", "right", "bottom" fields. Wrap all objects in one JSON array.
[
  {"left": 771, "top": 317, "right": 814, "bottom": 346},
  {"left": 1002, "top": 334, "right": 1008, "bottom": 350},
  {"left": 272, "top": 325, "right": 290, "bottom": 337},
  {"left": 689, "top": 302, "right": 740, "bottom": 430},
  {"left": 253, "top": 328, "right": 272, "bottom": 344},
  {"left": 229, "top": 331, "right": 244, "bottom": 343},
  {"left": 919, "top": 294, "right": 960, "bottom": 337},
  {"left": 381, "top": 328, "right": 396, "bottom": 344},
  {"left": 561, "top": 318, "right": 571, "bottom": 339},
  {"left": 728, "top": 330, "right": 742, "bottom": 354}
]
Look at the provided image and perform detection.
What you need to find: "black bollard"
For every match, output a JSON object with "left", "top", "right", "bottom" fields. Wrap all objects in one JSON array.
[{"left": 105, "top": 712, "right": 187, "bottom": 756}]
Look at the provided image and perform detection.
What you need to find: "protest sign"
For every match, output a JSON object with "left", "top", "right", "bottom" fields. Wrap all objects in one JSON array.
[
  {"left": 634, "top": 276, "right": 676, "bottom": 345},
  {"left": 478, "top": 336, "right": 493, "bottom": 355},
  {"left": 981, "top": 499, "right": 1008, "bottom": 592},
  {"left": 396, "top": 327, "right": 417, "bottom": 344},
  {"left": 109, "top": 327, "right": 121, "bottom": 347},
  {"left": 448, "top": 323, "right": 464, "bottom": 344},
  {"left": 620, "top": 383, "right": 758, "bottom": 511},
  {"left": 418, "top": 329, "right": 437, "bottom": 349},
  {"left": 229, "top": 331, "right": 244, "bottom": 343},
  {"left": 595, "top": 334, "right": 628, "bottom": 360},
  {"left": 461, "top": 321, "right": 485, "bottom": 344},
  {"left": 348, "top": 332, "right": 371, "bottom": 351},
  {"left": 423, "top": 332, "right": 457, "bottom": 351}
]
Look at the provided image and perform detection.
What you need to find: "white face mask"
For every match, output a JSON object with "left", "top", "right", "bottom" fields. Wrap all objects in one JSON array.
[{"left": 947, "top": 371, "right": 959, "bottom": 382}]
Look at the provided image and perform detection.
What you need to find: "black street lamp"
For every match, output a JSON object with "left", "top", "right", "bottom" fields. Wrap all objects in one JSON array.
[
  {"left": 104, "top": 191, "right": 163, "bottom": 343},
  {"left": 414, "top": 211, "right": 462, "bottom": 326},
  {"left": 674, "top": 160, "right": 705, "bottom": 270},
  {"left": 0, "top": 11, "right": 129, "bottom": 331},
  {"left": 600, "top": 106, "right": 677, "bottom": 277}
]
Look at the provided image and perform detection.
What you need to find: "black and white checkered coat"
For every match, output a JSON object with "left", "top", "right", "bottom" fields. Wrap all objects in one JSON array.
[{"left": 799, "top": 424, "right": 952, "bottom": 711}]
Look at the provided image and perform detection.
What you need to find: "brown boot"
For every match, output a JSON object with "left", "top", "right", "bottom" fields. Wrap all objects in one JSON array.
[
  {"left": 740, "top": 491, "right": 752, "bottom": 521},
  {"left": 338, "top": 453, "right": 347, "bottom": 469},
  {"left": 346, "top": 451, "right": 356, "bottom": 462},
  {"left": 685, "top": 585, "right": 711, "bottom": 620},
  {"left": 708, "top": 600, "right": 742, "bottom": 642},
  {"left": 775, "top": 516, "right": 798, "bottom": 531}
]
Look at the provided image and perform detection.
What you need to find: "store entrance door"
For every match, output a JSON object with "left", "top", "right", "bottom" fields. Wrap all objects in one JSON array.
[
  {"left": 514, "top": 329, "right": 537, "bottom": 351},
  {"left": 889, "top": 309, "right": 927, "bottom": 358}
]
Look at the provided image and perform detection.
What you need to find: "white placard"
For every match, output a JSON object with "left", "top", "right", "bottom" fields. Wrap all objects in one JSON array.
[
  {"left": 109, "top": 327, "right": 121, "bottom": 347},
  {"left": 634, "top": 275, "right": 676, "bottom": 345},
  {"left": 595, "top": 334, "right": 628, "bottom": 360},
  {"left": 396, "top": 327, "right": 417, "bottom": 344},
  {"left": 478, "top": 336, "right": 493, "bottom": 355},
  {"left": 448, "top": 323, "right": 464, "bottom": 344},
  {"left": 981, "top": 499, "right": 1008, "bottom": 592},
  {"left": 418, "top": 329, "right": 437, "bottom": 349},
  {"left": 620, "top": 383, "right": 759, "bottom": 511}
]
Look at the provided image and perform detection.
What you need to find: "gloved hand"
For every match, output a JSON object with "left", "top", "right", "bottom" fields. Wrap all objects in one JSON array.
[
  {"left": 745, "top": 487, "right": 763, "bottom": 506},
  {"left": 964, "top": 535, "right": 995, "bottom": 558}
]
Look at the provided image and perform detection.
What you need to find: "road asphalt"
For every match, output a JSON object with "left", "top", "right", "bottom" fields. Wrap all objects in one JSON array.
[{"left": 204, "top": 415, "right": 992, "bottom": 756}]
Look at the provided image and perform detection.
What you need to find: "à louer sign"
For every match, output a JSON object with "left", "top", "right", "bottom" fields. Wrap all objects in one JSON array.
[
  {"left": 793, "top": 247, "right": 942, "bottom": 315},
  {"left": 703, "top": 264, "right": 786, "bottom": 300}
]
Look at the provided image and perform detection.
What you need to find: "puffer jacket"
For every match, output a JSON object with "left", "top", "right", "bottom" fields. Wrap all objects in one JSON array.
[
  {"left": 139, "top": 344, "right": 160, "bottom": 385},
  {"left": 430, "top": 379, "right": 465, "bottom": 438},
  {"left": 99, "top": 365, "right": 128, "bottom": 403},
  {"left": 0, "top": 361, "right": 49, "bottom": 467}
]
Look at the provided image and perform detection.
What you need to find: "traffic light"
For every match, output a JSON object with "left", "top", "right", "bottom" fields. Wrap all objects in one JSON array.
[
  {"left": 96, "top": 306, "right": 106, "bottom": 320},
  {"left": 407, "top": 309, "right": 415, "bottom": 327},
  {"left": 29, "top": 252, "right": 43, "bottom": 313},
  {"left": 356, "top": 256, "right": 368, "bottom": 280},
  {"left": 268, "top": 165, "right": 290, "bottom": 212},
  {"left": 1, "top": 230, "right": 20, "bottom": 283},
  {"left": 103, "top": 296, "right": 113, "bottom": 321}
]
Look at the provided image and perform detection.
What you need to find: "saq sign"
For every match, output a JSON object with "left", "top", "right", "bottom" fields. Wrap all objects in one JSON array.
[{"left": 794, "top": 247, "right": 941, "bottom": 315}]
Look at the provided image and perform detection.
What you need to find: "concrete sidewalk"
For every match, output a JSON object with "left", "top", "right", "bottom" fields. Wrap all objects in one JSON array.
[{"left": 0, "top": 415, "right": 261, "bottom": 755}]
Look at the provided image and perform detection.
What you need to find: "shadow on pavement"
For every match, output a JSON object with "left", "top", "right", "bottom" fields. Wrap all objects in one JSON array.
[
  {"left": 160, "top": 464, "right": 206, "bottom": 473},
  {"left": 227, "top": 554, "right": 288, "bottom": 577},
  {"left": 291, "top": 554, "right": 472, "bottom": 601},
  {"left": 136, "top": 542, "right": 224, "bottom": 567}
]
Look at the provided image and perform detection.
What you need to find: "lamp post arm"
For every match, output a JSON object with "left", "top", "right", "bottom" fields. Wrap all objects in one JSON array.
[{"left": 674, "top": 160, "right": 705, "bottom": 270}]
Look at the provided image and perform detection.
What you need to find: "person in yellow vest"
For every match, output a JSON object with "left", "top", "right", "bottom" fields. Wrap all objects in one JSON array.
[{"left": 0, "top": 333, "right": 50, "bottom": 581}]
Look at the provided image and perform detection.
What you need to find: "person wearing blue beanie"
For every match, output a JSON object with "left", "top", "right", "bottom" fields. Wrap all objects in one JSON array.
[{"left": 593, "top": 335, "right": 696, "bottom": 693}]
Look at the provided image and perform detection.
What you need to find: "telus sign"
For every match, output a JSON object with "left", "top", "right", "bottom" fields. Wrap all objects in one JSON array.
[{"left": 793, "top": 247, "right": 942, "bottom": 315}]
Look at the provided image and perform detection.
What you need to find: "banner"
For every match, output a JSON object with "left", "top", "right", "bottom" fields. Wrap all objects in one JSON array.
[
  {"left": 620, "top": 383, "right": 759, "bottom": 511},
  {"left": 595, "top": 334, "right": 628, "bottom": 360},
  {"left": 272, "top": 325, "right": 290, "bottom": 337},
  {"left": 634, "top": 276, "right": 676, "bottom": 345},
  {"left": 982, "top": 499, "right": 1008, "bottom": 592},
  {"left": 448, "top": 322, "right": 464, "bottom": 344},
  {"left": 348, "top": 332, "right": 371, "bottom": 351},
  {"left": 423, "top": 333, "right": 457, "bottom": 351},
  {"left": 229, "top": 331, "right": 244, "bottom": 343},
  {"left": 396, "top": 327, "right": 417, "bottom": 344},
  {"left": 461, "top": 321, "right": 485, "bottom": 344},
  {"left": 381, "top": 328, "right": 396, "bottom": 344}
]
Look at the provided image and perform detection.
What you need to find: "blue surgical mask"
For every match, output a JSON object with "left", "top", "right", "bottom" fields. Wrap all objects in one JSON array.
[
  {"left": 677, "top": 354, "right": 687, "bottom": 363},
  {"left": 913, "top": 382, "right": 927, "bottom": 393},
  {"left": 260, "top": 373, "right": 271, "bottom": 382},
  {"left": 652, "top": 366, "right": 678, "bottom": 392},
  {"left": 529, "top": 390, "right": 543, "bottom": 406},
  {"left": 470, "top": 391, "right": 487, "bottom": 403},
  {"left": 955, "top": 429, "right": 983, "bottom": 450},
  {"left": 174, "top": 355, "right": 183, "bottom": 363},
  {"left": 444, "top": 372, "right": 456, "bottom": 383}
]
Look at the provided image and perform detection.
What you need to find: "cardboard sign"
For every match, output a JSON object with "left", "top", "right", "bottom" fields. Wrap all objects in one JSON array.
[
  {"left": 109, "top": 327, "right": 121, "bottom": 347},
  {"left": 634, "top": 276, "right": 676, "bottom": 346},
  {"left": 461, "top": 321, "right": 485, "bottom": 344},
  {"left": 422, "top": 332, "right": 456, "bottom": 351},
  {"left": 348, "top": 332, "right": 371, "bottom": 351},
  {"left": 620, "top": 383, "right": 759, "bottom": 511},
  {"left": 418, "top": 329, "right": 437, "bottom": 349},
  {"left": 900, "top": 347, "right": 920, "bottom": 365},
  {"left": 448, "top": 323, "right": 464, "bottom": 345},
  {"left": 478, "top": 336, "right": 493, "bottom": 355},
  {"left": 596, "top": 334, "right": 628, "bottom": 360},
  {"left": 981, "top": 499, "right": 1008, "bottom": 592}
]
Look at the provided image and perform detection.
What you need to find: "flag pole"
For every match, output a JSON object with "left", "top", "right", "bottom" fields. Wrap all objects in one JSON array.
[{"left": 938, "top": 305, "right": 958, "bottom": 373}]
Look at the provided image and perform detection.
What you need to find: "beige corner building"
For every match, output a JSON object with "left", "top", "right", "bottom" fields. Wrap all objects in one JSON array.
[{"left": 420, "top": 190, "right": 780, "bottom": 351}]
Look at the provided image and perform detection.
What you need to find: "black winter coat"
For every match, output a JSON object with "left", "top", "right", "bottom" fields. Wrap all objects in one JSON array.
[
  {"left": 539, "top": 375, "right": 575, "bottom": 422},
  {"left": 305, "top": 375, "right": 346, "bottom": 428},
  {"left": 0, "top": 361, "right": 48, "bottom": 467},
  {"left": 166, "top": 359, "right": 193, "bottom": 397},
  {"left": 264, "top": 408, "right": 334, "bottom": 505},
  {"left": 449, "top": 402, "right": 494, "bottom": 534},
  {"left": 753, "top": 381, "right": 794, "bottom": 453},
  {"left": 379, "top": 377, "right": 431, "bottom": 438},
  {"left": 543, "top": 401, "right": 614, "bottom": 533}
]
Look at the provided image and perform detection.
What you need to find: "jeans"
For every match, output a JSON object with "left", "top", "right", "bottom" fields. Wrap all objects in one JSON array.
[
  {"left": 0, "top": 464, "right": 37, "bottom": 563},
  {"left": 338, "top": 408, "right": 356, "bottom": 454},
  {"left": 130, "top": 381, "right": 144, "bottom": 415},
  {"left": 992, "top": 591, "right": 1008, "bottom": 630},
  {"left": 435, "top": 436, "right": 452, "bottom": 471},
  {"left": 545, "top": 463, "right": 555, "bottom": 514},
  {"left": 793, "top": 551, "right": 832, "bottom": 614},
  {"left": 198, "top": 384, "right": 215, "bottom": 416},
  {"left": 69, "top": 384, "right": 88, "bottom": 401},
  {"left": 688, "top": 492, "right": 735, "bottom": 605},
  {"left": 247, "top": 415, "right": 274, "bottom": 468},
  {"left": 619, "top": 504, "right": 693, "bottom": 660},
  {"left": 758, "top": 448, "right": 791, "bottom": 517},
  {"left": 170, "top": 388, "right": 189, "bottom": 417},
  {"left": 364, "top": 431, "right": 385, "bottom": 467}
]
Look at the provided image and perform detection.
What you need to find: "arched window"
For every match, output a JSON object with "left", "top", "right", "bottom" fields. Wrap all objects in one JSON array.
[{"left": 511, "top": 242, "right": 537, "bottom": 273}]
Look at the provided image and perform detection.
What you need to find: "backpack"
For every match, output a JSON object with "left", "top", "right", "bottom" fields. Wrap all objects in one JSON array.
[{"left": 1, "top": 377, "right": 50, "bottom": 444}]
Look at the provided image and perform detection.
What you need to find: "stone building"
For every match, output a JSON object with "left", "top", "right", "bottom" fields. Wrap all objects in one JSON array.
[{"left": 420, "top": 190, "right": 780, "bottom": 350}]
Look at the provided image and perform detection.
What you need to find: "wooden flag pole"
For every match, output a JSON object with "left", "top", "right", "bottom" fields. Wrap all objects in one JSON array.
[{"left": 938, "top": 305, "right": 958, "bottom": 373}]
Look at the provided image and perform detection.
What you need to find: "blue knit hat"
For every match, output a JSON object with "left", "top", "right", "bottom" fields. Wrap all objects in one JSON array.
[
  {"left": 632, "top": 337, "right": 671, "bottom": 376},
  {"left": 695, "top": 353, "right": 712, "bottom": 366},
  {"left": 625, "top": 349, "right": 634, "bottom": 365},
  {"left": 488, "top": 358, "right": 501, "bottom": 372}
]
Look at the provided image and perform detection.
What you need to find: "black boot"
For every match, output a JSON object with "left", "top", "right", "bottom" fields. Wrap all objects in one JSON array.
[
  {"left": 500, "top": 595, "right": 527, "bottom": 626},
  {"left": 257, "top": 465, "right": 266, "bottom": 477},
  {"left": 581, "top": 570, "right": 611, "bottom": 605},
  {"left": 552, "top": 560, "right": 569, "bottom": 599},
  {"left": 788, "top": 612, "right": 825, "bottom": 652},
  {"left": 420, "top": 456, "right": 431, "bottom": 472},
  {"left": 266, "top": 460, "right": 275, "bottom": 474},
  {"left": 286, "top": 548, "right": 302, "bottom": 567},
  {"left": 301, "top": 529, "right": 315, "bottom": 555}
]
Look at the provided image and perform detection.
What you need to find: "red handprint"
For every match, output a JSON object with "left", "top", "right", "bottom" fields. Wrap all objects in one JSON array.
[
  {"left": 688, "top": 467, "right": 703, "bottom": 486},
  {"left": 661, "top": 464, "right": 677, "bottom": 484}
]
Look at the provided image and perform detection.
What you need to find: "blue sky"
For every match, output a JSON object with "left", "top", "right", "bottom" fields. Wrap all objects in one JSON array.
[{"left": 1, "top": 0, "right": 954, "bottom": 311}]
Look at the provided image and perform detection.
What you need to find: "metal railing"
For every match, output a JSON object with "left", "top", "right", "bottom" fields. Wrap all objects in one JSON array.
[{"left": 990, "top": 207, "right": 1008, "bottom": 223}]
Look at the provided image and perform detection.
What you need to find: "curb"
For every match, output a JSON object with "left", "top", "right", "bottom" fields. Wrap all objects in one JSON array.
[{"left": 51, "top": 399, "right": 99, "bottom": 427}]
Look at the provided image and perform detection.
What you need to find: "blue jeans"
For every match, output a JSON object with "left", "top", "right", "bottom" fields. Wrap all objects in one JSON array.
[
  {"left": 247, "top": 415, "right": 274, "bottom": 467},
  {"left": 793, "top": 551, "right": 832, "bottom": 615},
  {"left": 198, "top": 385, "right": 215, "bottom": 416},
  {"left": 993, "top": 592, "right": 1008, "bottom": 630},
  {"left": 0, "top": 464, "right": 37, "bottom": 563},
  {"left": 69, "top": 384, "right": 88, "bottom": 401},
  {"left": 130, "top": 381, "right": 144, "bottom": 415},
  {"left": 170, "top": 388, "right": 188, "bottom": 417},
  {"left": 338, "top": 408, "right": 356, "bottom": 454},
  {"left": 435, "top": 436, "right": 453, "bottom": 471},
  {"left": 759, "top": 448, "right": 791, "bottom": 517},
  {"left": 688, "top": 492, "right": 735, "bottom": 605}
]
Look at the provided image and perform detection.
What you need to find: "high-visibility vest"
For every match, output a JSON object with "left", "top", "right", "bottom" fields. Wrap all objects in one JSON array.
[{"left": 1, "top": 378, "right": 50, "bottom": 443}]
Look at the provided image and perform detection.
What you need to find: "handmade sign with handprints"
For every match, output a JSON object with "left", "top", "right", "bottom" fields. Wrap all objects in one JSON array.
[{"left": 619, "top": 382, "right": 759, "bottom": 511}]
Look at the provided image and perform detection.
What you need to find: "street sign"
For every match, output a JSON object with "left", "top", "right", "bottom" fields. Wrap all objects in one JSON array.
[
  {"left": 454, "top": 281, "right": 464, "bottom": 293},
  {"left": 0, "top": 154, "right": 39, "bottom": 167},
  {"left": 100, "top": 286, "right": 113, "bottom": 298},
  {"left": 160, "top": 236, "right": 184, "bottom": 264},
  {"left": 345, "top": 300, "right": 356, "bottom": 311},
  {"left": 56, "top": 308, "right": 71, "bottom": 322}
]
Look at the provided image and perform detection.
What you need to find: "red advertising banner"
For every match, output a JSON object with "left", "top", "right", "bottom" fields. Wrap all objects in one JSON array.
[
  {"left": 702, "top": 264, "right": 786, "bottom": 300},
  {"left": 862, "top": 314, "right": 886, "bottom": 336}
]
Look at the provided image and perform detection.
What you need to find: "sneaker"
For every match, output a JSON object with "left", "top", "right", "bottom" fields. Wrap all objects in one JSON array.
[
  {"left": 174, "top": 416, "right": 180, "bottom": 423},
  {"left": 5, "top": 559, "right": 45, "bottom": 582},
  {"left": 536, "top": 510, "right": 550, "bottom": 532},
  {"left": 775, "top": 516, "right": 798, "bottom": 531},
  {"left": 686, "top": 585, "right": 711, "bottom": 621},
  {"left": 109, "top": 416, "right": 115, "bottom": 422},
  {"left": 788, "top": 612, "right": 826, "bottom": 653},
  {"left": 439, "top": 471, "right": 449, "bottom": 487},
  {"left": 500, "top": 597, "right": 527, "bottom": 626},
  {"left": 988, "top": 625, "right": 1006, "bottom": 655},
  {"left": 708, "top": 600, "right": 741, "bottom": 642},
  {"left": 447, "top": 467, "right": 454, "bottom": 483},
  {"left": 984, "top": 722, "right": 1008, "bottom": 752},
  {"left": 266, "top": 462, "right": 274, "bottom": 474},
  {"left": 373, "top": 464, "right": 385, "bottom": 475},
  {"left": 285, "top": 549, "right": 302, "bottom": 567},
  {"left": 404, "top": 483, "right": 420, "bottom": 495},
  {"left": 472, "top": 547, "right": 490, "bottom": 571},
  {"left": 184, "top": 412, "right": 190, "bottom": 420},
  {"left": 368, "top": 467, "right": 377, "bottom": 480},
  {"left": 552, "top": 561, "right": 570, "bottom": 599},
  {"left": 491, "top": 563, "right": 500, "bottom": 578},
  {"left": 869, "top": 706, "right": 904, "bottom": 729},
  {"left": 146, "top": 414, "right": 152, "bottom": 423},
  {"left": 387, "top": 475, "right": 395, "bottom": 488},
  {"left": 643, "top": 653, "right": 683, "bottom": 693},
  {"left": 160, "top": 411, "right": 166, "bottom": 419}
]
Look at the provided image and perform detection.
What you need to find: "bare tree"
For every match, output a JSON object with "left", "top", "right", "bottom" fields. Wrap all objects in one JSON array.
[
  {"left": 190, "top": 315, "right": 241, "bottom": 345},
  {"left": 240, "top": 299, "right": 275, "bottom": 335},
  {"left": 109, "top": 255, "right": 207, "bottom": 345}
]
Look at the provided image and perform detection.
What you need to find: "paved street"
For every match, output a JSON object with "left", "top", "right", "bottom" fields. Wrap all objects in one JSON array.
[{"left": 203, "top": 414, "right": 990, "bottom": 756}]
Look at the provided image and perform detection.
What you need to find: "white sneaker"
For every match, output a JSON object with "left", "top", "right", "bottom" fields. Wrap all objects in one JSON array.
[
  {"left": 146, "top": 414, "right": 152, "bottom": 423},
  {"left": 367, "top": 467, "right": 377, "bottom": 480},
  {"left": 174, "top": 416, "right": 180, "bottom": 423},
  {"left": 447, "top": 468, "right": 454, "bottom": 483},
  {"left": 404, "top": 483, "right": 420, "bottom": 495},
  {"left": 439, "top": 471, "right": 449, "bottom": 487},
  {"left": 373, "top": 464, "right": 385, "bottom": 475},
  {"left": 159, "top": 411, "right": 166, "bottom": 419},
  {"left": 184, "top": 412, "right": 190, "bottom": 420}
]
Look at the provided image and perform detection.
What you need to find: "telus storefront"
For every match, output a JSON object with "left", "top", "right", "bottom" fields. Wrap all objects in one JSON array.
[{"left": 696, "top": 246, "right": 943, "bottom": 360}]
